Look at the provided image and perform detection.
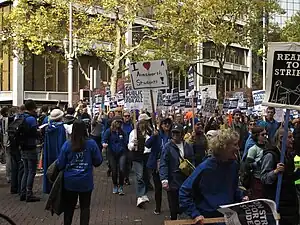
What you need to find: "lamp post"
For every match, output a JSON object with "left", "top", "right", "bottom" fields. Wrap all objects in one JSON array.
[{"left": 63, "top": 2, "right": 78, "bottom": 107}]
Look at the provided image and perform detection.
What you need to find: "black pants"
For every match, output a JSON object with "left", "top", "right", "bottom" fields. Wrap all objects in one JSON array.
[
  {"left": 152, "top": 169, "right": 162, "bottom": 212},
  {"left": 109, "top": 151, "right": 126, "bottom": 186},
  {"left": 10, "top": 151, "right": 23, "bottom": 194},
  {"left": 64, "top": 190, "right": 92, "bottom": 225},
  {"left": 167, "top": 189, "right": 180, "bottom": 220}
]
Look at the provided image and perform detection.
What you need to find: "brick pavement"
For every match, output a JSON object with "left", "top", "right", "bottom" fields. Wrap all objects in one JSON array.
[{"left": 0, "top": 164, "right": 170, "bottom": 225}]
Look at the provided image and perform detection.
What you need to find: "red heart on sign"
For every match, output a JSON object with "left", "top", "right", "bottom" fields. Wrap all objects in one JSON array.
[{"left": 143, "top": 62, "right": 151, "bottom": 70}]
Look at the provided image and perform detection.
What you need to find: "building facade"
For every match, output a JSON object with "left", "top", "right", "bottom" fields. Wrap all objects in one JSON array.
[
  {"left": 274, "top": 0, "right": 300, "bottom": 26},
  {"left": 0, "top": 0, "right": 252, "bottom": 106}
]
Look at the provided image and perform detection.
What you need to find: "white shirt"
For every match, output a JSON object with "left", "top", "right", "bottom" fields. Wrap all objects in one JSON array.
[{"left": 128, "top": 129, "right": 151, "bottom": 153}]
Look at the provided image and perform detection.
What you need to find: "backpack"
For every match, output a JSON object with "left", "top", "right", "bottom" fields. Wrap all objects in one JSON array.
[{"left": 7, "top": 117, "right": 28, "bottom": 151}]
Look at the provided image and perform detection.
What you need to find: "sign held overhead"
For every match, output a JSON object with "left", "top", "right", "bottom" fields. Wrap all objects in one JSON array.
[{"left": 129, "top": 60, "right": 168, "bottom": 90}]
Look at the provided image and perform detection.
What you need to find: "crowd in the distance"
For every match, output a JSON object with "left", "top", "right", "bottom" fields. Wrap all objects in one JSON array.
[{"left": 1, "top": 100, "right": 300, "bottom": 225}]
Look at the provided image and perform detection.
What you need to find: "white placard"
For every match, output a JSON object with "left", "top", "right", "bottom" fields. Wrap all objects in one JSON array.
[
  {"left": 124, "top": 83, "right": 143, "bottom": 110},
  {"left": 142, "top": 90, "right": 158, "bottom": 113},
  {"left": 129, "top": 60, "right": 168, "bottom": 90}
]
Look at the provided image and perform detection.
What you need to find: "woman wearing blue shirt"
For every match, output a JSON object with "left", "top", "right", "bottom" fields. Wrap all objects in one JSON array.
[{"left": 56, "top": 120, "right": 103, "bottom": 225}]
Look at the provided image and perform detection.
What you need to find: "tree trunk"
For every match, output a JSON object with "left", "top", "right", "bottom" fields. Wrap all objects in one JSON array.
[
  {"left": 110, "top": 14, "right": 122, "bottom": 95},
  {"left": 217, "top": 63, "right": 225, "bottom": 104}
]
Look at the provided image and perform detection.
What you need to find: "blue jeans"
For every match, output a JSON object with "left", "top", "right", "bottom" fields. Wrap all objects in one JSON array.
[
  {"left": 21, "top": 151, "right": 37, "bottom": 197},
  {"left": 132, "top": 160, "right": 148, "bottom": 197},
  {"left": 109, "top": 151, "right": 126, "bottom": 186}
]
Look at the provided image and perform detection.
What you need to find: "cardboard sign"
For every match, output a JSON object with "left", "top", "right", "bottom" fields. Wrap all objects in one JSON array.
[
  {"left": 142, "top": 90, "right": 158, "bottom": 113},
  {"left": 218, "top": 199, "right": 278, "bottom": 225},
  {"left": 124, "top": 83, "right": 143, "bottom": 110},
  {"left": 264, "top": 42, "right": 300, "bottom": 110},
  {"left": 129, "top": 60, "right": 168, "bottom": 90}
]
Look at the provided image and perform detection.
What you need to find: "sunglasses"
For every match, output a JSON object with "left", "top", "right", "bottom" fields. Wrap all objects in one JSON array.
[{"left": 124, "top": 115, "right": 130, "bottom": 117}]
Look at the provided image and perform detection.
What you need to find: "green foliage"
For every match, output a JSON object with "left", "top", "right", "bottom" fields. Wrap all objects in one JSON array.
[{"left": 282, "top": 12, "right": 300, "bottom": 42}]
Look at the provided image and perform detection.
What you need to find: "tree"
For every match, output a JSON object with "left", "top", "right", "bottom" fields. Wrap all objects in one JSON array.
[
  {"left": 180, "top": 0, "right": 282, "bottom": 102},
  {"left": 282, "top": 12, "right": 300, "bottom": 42},
  {"left": 1, "top": 0, "right": 200, "bottom": 94}
]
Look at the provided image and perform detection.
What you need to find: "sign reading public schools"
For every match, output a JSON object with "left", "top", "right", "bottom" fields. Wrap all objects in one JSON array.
[
  {"left": 128, "top": 60, "right": 168, "bottom": 90},
  {"left": 264, "top": 42, "right": 300, "bottom": 110}
]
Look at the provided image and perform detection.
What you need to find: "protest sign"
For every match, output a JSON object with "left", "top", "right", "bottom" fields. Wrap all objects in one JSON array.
[
  {"left": 203, "top": 98, "right": 217, "bottom": 115},
  {"left": 228, "top": 98, "right": 239, "bottom": 109},
  {"left": 187, "top": 66, "right": 195, "bottom": 91},
  {"left": 252, "top": 90, "right": 265, "bottom": 106},
  {"left": 179, "top": 91, "right": 185, "bottom": 107},
  {"left": 142, "top": 90, "right": 158, "bottom": 113},
  {"left": 124, "top": 83, "right": 143, "bottom": 110},
  {"left": 263, "top": 42, "right": 300, "bottom": 110},
  {"left": 171, "top": 88, "right": 180, "bottom": 105},
  {"left": 274, "top": 108, "right": 285, "bottom": 122},
  {"left": 163, "top": 93, "right": 172, "bottom": 107},
  {"left": 157, "top": 91, "right": 163, "bottom": 108},
  {"left": 185, "top": 96, "right": 197, "bottom": 108},
  {"left": 128, "top": 60, "right": 168, "bottom": 90},
  {"left": 218, "top": 199, "right": 278, "bottom": 225},
  {"left": 200, "top": 85, "right": 217, "bottom": 107}
]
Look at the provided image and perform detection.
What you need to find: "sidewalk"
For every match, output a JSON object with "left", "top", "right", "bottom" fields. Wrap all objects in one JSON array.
[{"left": 0, "top": 164, "right": 170, "bottom": 225}]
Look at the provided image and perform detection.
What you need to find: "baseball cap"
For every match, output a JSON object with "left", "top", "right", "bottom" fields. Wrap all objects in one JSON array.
[
  {"left": 138, "top": 113, "right": 151, "bottom": 121},
  {"left": 171, "top": 124, "right": 183, "bottom": 133}
]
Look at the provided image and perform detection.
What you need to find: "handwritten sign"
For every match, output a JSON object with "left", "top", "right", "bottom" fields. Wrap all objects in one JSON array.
[
  {"left": 203, "top": 98, "right": 217, "bottom": 114},
  {"left": 129, "top": 60, "right": 168, "bottom": 90},
  {"left": 124, "top": 83, "right": 143, "bottom": 110}
]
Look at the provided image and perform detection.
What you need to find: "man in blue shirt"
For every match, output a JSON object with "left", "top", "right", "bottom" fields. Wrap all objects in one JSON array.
[
  {"left": 258, "top": 107, "right": 280, "bottom": 144},
  {"left": 20, "top": 100, "right": 40, "bottom": 202}
]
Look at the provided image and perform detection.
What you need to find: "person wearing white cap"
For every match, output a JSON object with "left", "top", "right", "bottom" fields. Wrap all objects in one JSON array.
[
  {"left": 43, "top": 108, "right": 66, "bottom": 194},
  {"left": 128, "top": 113, "right": 152, "bottom": 207}
]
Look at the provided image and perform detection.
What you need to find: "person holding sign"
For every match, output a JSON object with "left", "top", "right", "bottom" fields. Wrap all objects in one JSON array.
[
  {"left": 179, "top": 129, "right": 248, "bottom": 225},
  {"left": 260, "top": 128, "right": 300, "bottom": 225}
]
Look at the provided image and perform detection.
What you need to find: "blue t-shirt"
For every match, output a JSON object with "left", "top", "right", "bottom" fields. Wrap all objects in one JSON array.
[
  {"left": 21, "top": 113, "right": 38, "bottom": 149},
  {"left": 56, "top": 139, "right": 103, "bottom": 192}
]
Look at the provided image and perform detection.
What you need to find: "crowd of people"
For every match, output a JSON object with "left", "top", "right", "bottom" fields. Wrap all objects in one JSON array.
[{"left": 1, "top": 99, "right": 300, "bottom": 225}]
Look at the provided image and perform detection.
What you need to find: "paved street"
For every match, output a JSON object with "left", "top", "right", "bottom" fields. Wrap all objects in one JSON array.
[{"left": 0, "top": 164, "right": 169, "bottom": 225}]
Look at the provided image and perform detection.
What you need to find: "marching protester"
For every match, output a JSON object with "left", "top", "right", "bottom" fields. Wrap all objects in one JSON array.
[
  {"left": 179, "top": 129, "right": 247, "bottom": 224},
  {"left": 145, "top": 117, "right": 172, "bottom": 214},
  {"left": 43, "top": 109, "right": 66, "bottom": 194},
  {"left": 258, "top": 106, "right": 280, "bottom": 143},
  {"left": 243, "top": 126, "right": 267, "bottom": 199},
  {"left": 159, "top": 124, "right": 195, "bottom": 220},
  {"left": 128, "top": 113, "right": 153, "bottom": 207},
  {"left": 20, "top": 100, "right": 40, "bottom": 202},
  {"left": 56, "top": 120, "right": 103, "bottom": 225},
  {"left": 261, "top": 128, "right": 300, "bottom": 225},
  {"left": 102, "top": 116, "right": 128, "bottom": 195}
]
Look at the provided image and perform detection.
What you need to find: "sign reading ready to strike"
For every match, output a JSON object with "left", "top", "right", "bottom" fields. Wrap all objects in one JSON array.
[{"left": 128, "top": 60, "right": 168, "bottom": 90}]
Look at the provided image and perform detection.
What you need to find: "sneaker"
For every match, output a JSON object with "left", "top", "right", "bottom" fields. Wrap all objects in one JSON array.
[
  {"left": 118, "top": 186, "right": 125, "bottom": 195},
  {"left": 136, "top": 197, "right": 146, "bottom": 207},
  {"left": 26, "top": 196, "right": 41, "bottom": 202},
  {"left": 154, "top": 210, "right": 160, "bottom": 215},
  {"left": 113, "top": 186, "right": 118, "bottom": 194},
  {"left": 142, "top": 195, "right": 149, "bottom": 202}
]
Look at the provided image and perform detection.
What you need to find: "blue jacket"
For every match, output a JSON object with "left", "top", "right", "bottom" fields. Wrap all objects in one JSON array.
[
  {"left": 43, "top": 121, "right": 66, "bottom": 194},
  {"left": 179, "top": 157, "right": 243, "bottom": 221},
  {"left": 242, "top": 134, "right": 255, "bottom": 161},
  {"left": 56, "top": 139, "right": 102, "bottom": 192},
  {"left": 21, "top": 112, "right": 38, "bottom": 149},
  {"left": 102, "top": 128, "right": 128, "bottom": 154},
  {"left": 122, "top": 122, "right": 133, "bottom": 137},
  {"left": 145, "top": 131, "right": 171, "bottom": 169},
  {"left": 159, "top": 140, "right": 194, "bottom": 190}
]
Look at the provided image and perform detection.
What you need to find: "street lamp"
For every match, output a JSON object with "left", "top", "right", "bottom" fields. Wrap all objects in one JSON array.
[{"left": 63, "top": 2, "right": 78, "bottom": 107}]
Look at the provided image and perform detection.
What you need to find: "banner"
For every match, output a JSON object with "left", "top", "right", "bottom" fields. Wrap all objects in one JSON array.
[
  {"left": 264, "top": 42, "right": 300, "bottom": 110},
  {"left": 187, "top": 66, "right": 195, "bottom": 92},
  {"left": 218, "top": 199, "right": 278, "bottom": 225}
]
